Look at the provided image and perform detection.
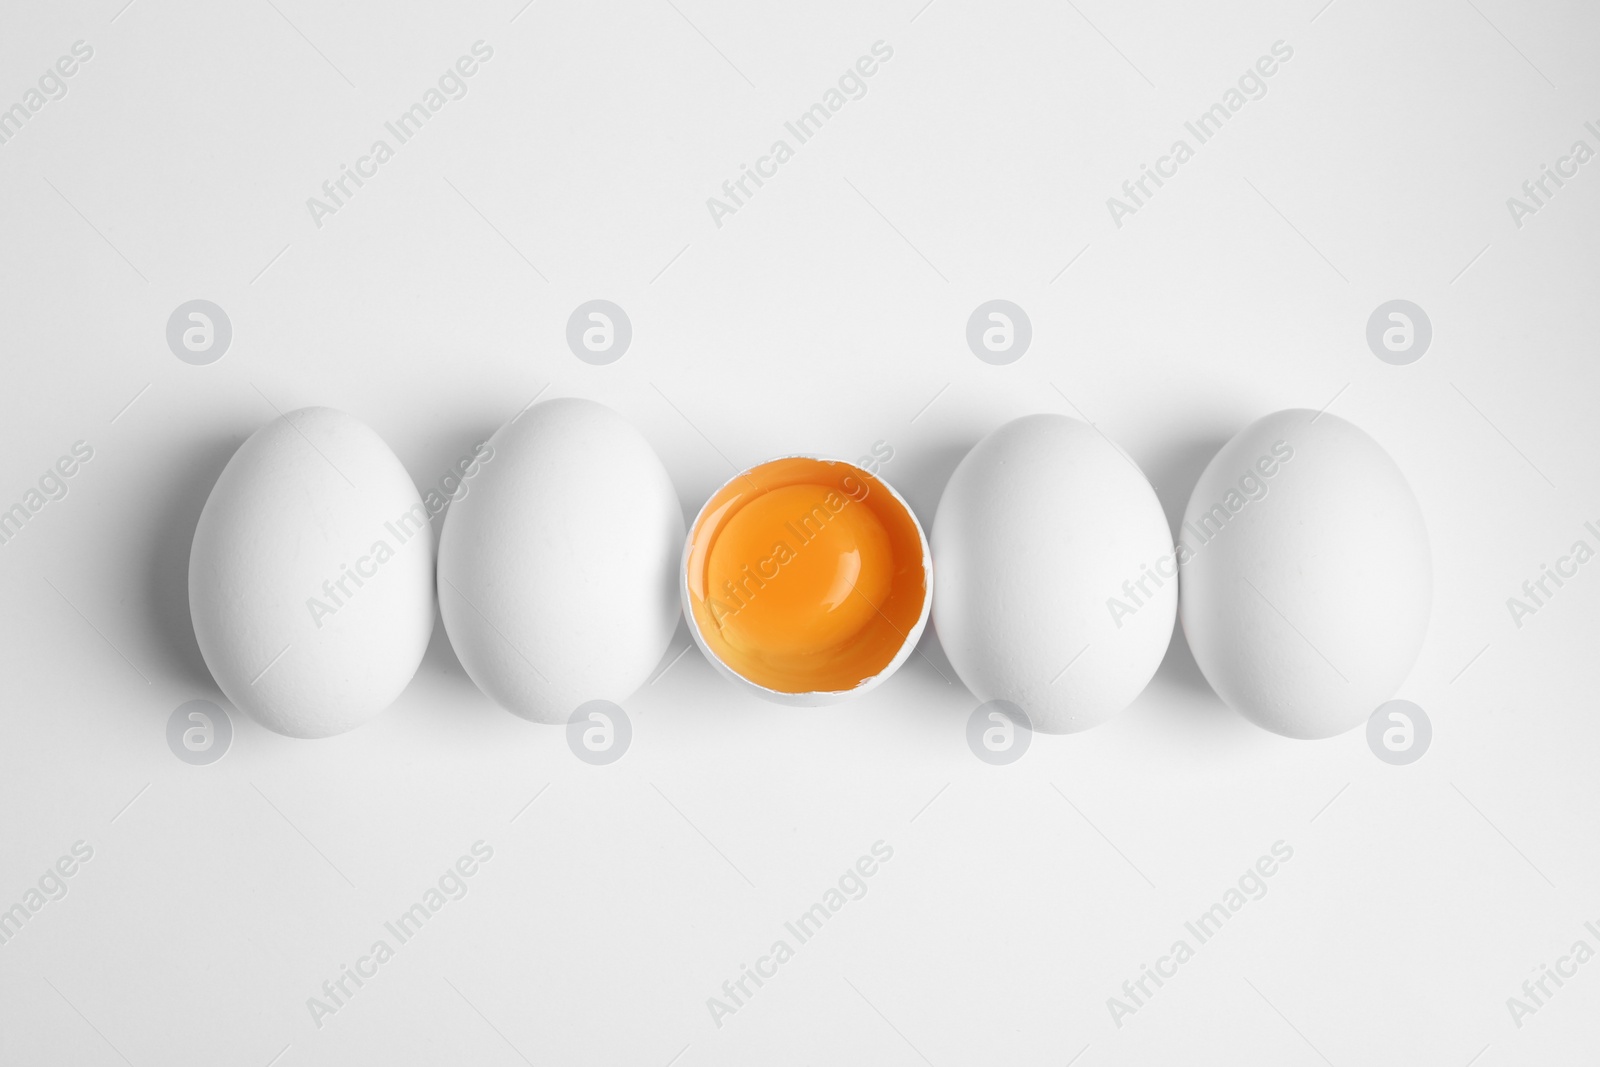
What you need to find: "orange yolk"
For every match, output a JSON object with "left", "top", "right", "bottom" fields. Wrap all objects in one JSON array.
[
  {"left": 707, "top": 482, "right": 893, "bottom": 657},
  {"left": 686, "top": 457, "right": 927, "bottom": 694}
]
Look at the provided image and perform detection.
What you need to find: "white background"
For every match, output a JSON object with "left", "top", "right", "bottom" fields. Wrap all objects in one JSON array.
[{"left": 1, "top": 0, "right": 1598, "bottom": 1064}]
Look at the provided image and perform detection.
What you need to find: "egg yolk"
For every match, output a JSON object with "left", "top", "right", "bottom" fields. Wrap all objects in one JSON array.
[
  {"left": 706, "top": 482, "right": 893, "bottom": 657},
  {"left": 686, "top": 457, "right": 927, "bottom": 695}
]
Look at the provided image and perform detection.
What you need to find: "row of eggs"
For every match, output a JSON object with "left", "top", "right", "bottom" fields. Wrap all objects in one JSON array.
[{"left": 188, "top": 400, "right": 1431, "bottom": 742}]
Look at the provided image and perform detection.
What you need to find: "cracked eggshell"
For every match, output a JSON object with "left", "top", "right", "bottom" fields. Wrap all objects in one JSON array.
[
  {"left": 437, "top": 398, "right": 684, "bottom": 724},
  {"left": 679, "top": 455, "right": 933, "bottom": 708},
  {"left": 1178, "top": 409, "right": 1431, "bottom": 739},
  {"left": 932, "top": 414, "right": 1176, "bottom": 734},
  {"left": 188, "top": 407, "right": 436, "bottom": 738}
]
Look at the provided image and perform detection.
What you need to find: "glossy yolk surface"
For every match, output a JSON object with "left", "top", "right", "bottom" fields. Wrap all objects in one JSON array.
[
  {"left": 686, "top": 457, "right": 927, "bottom": 694},
  {"left": 706, "top": 483, "right": 893, "bottom": 658}
]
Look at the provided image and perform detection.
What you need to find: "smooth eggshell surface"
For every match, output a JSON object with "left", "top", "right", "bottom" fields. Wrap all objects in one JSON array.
[
  {"left": 932, "top": 414, "right": 1176, "bottom": 733},
  {"left": 1178, "top": 410, "right": 1431, "bottom": 739},
  {"left": 437, "top": 398, "right": 684, "bottom": 724},
  {"left": 188, "top": 407, "right": 436, "bottom": 738}
]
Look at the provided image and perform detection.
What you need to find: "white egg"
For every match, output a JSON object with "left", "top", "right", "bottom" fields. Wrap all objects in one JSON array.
[
  {"left": 932, "top": 414, "right": 1176, "bottom": 733},
  {"left": 189, "top": 408, "right": 436, "bottom": 738},
  {"left": 1178, "top": 410, "right": 1431, "bottom": 739},
  {"left": 437, "top": 398, "right": 684, "bottom": 724}
]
